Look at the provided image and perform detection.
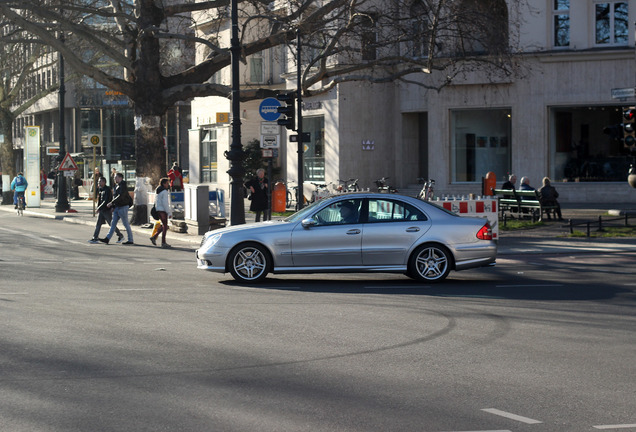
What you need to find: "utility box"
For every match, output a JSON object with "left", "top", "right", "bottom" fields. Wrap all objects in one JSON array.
[{"left": 185, "top": 183, "right": 210, "bottom": 235}]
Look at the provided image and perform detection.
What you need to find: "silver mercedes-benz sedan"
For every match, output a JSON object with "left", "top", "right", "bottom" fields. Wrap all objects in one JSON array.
[{"left": 196, "top": 193, "right": 496, "bottom": 283}]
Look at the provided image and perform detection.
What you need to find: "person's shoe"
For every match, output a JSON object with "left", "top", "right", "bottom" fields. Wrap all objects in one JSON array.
[
  {"left": 14, "top": 205, "right": 17, "bottom": 209},
  {"left": 122, "top": 241, "right": 134, "bottom": 245},
  {"left": 149, "top": 236, "right": 157, "bottom": 245},
  {"left": 116, "top": 234, "right": 125, "bottom": 243},
  {"left": 161, "top": 243, "right": 172, "bottom": 249},
  {"left": 88, "top": 238, "right": 99, "bottom": 243},
  {"left": 98, "top": 237, "right": 110, "bottom": 244}
]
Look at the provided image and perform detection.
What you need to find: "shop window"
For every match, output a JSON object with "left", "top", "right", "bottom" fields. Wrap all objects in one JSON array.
[
  {"left": 553, "top": 0, "right": 570, "bottom": 47},
  {"left": 552, "top": 106, "right": 631, "bottom": 182},
  {"left": 201, "top": 130, "right": 218, "bottom": 183},
  {"left": 451, "top": 109, "right": 511, "bottom": 182},
  {"left": 595, "top": 1, "right": 629, "bottom": 45},
  {"left": 303, "top": 116, "right": 325, "bottom": 182}
]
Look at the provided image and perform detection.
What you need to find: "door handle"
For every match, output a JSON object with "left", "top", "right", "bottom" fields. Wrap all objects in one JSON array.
[
  {"left": 346, "top": 229, "right": 361, "bottom": 235},
  {"left": 406, "top": 227, "right": 420, "bottom": 232}
]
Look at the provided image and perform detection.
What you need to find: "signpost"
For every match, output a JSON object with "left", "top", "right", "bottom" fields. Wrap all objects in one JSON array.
[
  {"left": 259, "top": 98, "right": 282, "bottom": 122},
  {"left": 611, "top": 87, "right": 636, "bottom": 99},
  {"left": 89, "top": 134, "right": 102, "bottom": 215}
]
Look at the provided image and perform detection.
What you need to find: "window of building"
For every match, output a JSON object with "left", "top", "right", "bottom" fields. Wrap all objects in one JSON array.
[
  {"left": 551, "top": 106, "right": 631, "bottom": 182},
  {"left": 303, "top": 116, "right": 325, "bottom": 182},
  {"left": 201, "top": 129, "right": 218, "bottom": 183},
  {"left": 553, "top": 0, "right": 570, "bottom": 47},
  {"left": 360, "top": 15, "right": 377, "bottom": 61},
  {"left": 410, "top": 1, "right": 430, "bottom": 58},
  {"left": 248, "top": 56, "right": 264, "bottom": 83},
  {"left": 451, "top": 109, "right": 511, "bottom": 182},
  {"left": 595, "top": 1, "right": 629, "bottom": 45},
  {"left": 456, "top": 0, "right": 509, "bottom": 55}
]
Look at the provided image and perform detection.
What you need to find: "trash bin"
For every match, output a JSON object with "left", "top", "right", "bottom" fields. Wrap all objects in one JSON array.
[{"left": 272, "top": 181, "right": 286, "bottom": 213}]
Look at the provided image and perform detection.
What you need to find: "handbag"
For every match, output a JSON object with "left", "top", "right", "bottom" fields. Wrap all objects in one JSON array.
[{"left": 150, "top": 205, "right": 159, "bottom": 220}]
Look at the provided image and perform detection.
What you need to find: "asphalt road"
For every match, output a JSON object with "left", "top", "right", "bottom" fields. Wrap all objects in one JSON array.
[{"left": 1, "top": 211, "right": 635, "bottom": 432}]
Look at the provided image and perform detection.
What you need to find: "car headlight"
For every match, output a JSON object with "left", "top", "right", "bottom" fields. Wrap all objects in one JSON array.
[{"left": 201, "top": 233, "right": 222, "bottom": 249}]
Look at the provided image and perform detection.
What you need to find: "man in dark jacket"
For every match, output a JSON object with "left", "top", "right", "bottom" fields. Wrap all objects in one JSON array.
[
  {"left": 89, "top": 177, "right": 123, "bottom": 243},
  {"left": 99, "top": 172, "right": 134, "bottom": 244},
  {"left": 538, "top": 176, "right": 563, "bottom": 220}
]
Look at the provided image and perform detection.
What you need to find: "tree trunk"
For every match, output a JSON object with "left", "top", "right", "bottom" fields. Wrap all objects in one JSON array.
[
  {"left": 0, "top": 112, "right": 16, "bottom": 205},
  {"left": 130, "top": 114, "right": 165, "bottom": 225}
]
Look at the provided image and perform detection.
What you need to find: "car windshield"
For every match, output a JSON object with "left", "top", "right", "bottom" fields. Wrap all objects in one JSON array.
[{"left": 283, "top": 199, "right": 328, "bottom": 223}]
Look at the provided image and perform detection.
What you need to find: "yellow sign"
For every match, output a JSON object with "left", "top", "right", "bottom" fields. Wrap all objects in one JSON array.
[
  {"left": 89, "top": 134, "right": 102, "bottom": 146},
  {"left": 216, "top": 112, "right": 230, "bottom": 123}
]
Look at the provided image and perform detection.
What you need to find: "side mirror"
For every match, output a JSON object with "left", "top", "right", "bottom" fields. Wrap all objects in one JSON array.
[{"left": 301, "top": 218, "right": 317, "bottom": 228}]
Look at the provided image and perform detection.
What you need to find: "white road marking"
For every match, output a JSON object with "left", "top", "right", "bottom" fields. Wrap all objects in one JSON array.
[
  {"left": 481, "top": 408, "right": 542, "bottom": 424},
  {"left": 495, "top": 284, "right": 563, "bottom": 288},
  {"left": 105, "top": 288, "right": 165, "bottom": 292},
  {"left": 0, "top": 292, "right": 29, "bottom": 296},
  {"left": 49, "top": 235, "right": 86, "bottom": 245},
  {"left": 593, "top": 425, "right": 636, "bottom": 430},
  {"left": 0, "top": 226, "right": 57, "bottom": 244}
]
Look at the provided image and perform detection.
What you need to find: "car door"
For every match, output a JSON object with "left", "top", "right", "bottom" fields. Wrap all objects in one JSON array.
[
  {"left": 290, "top": 198, "right": 363, "bottom": 267},
  {"left": 362, "top": 198, "right": 432, "bottom": 266}
]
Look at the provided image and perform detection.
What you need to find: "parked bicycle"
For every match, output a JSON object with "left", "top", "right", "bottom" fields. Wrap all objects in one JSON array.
[
  {"left": 374, "top": 177, "right": 398, "bottom": 194},
  {"left": 284, "top": 180, "right": 305, "bottom": 211},
  {"left": 310, "top": 182, "right": 332, "bottom": 202},
  {"left": 417, "top": 178, "right": 435, "bottom": 201},
  {"left": 336, "top": 178, "right": 361, "bottom": 193}
]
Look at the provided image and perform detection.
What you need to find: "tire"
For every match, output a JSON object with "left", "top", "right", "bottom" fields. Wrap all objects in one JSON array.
[
  {"left": 228, "top": 242, "right": 270, "bottom": 283},
  {"left": 408, "top": 243, "right": 452, "bottom": 282}
]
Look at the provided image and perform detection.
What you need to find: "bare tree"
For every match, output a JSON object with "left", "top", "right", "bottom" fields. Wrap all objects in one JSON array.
[
  {"left": 0, "top": 0, "right": 527, "bottom": 209},
  {"left": 0, "top": 22, "right": 61, "bottom": 204}
]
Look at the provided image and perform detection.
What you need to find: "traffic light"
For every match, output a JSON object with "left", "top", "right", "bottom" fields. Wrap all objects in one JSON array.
[
  {"left": 277, "top": 92, "right": 296, "bottom": 130},
  {"left": 623, "top": 107, "right": 636, "bottom": 150}
]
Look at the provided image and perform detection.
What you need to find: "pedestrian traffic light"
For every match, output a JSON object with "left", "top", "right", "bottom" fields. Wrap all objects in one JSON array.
[
  {"left": 623, "top": 107, "right": 636, "bottom": 150},
  {"left": 277, "top": 92, "right": 296, "bottom": 130}
]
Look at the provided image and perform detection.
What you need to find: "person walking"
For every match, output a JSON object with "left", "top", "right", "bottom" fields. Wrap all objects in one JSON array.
[
  {"left": 89, "top": 177, "right": 124, "bottom": 243},
  {"left": 167, "top": 162, "right": 184, "bottom": 191},
  {"left": 245, "top": 168, "right": 270, "bottom": 222},
  {"left": 10, "top": 172, "right": 28, "bottom": 209},
  {"left": 149, "top": 178, "right": 173, "bottom": 248},
  {"left": 99, "top": 172, "right": 134, "bottom": 245}
]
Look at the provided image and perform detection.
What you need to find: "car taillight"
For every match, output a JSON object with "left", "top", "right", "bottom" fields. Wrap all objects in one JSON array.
[{"left": 476, "top": 222, "right": 493, "bottom": 240}]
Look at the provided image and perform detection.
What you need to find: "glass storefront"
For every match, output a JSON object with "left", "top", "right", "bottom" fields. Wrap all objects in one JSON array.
[
  {"left": 303, "top": 116, "right": 325, "bottom": 182},
  {"left": 451, "top": 109, "right": 511, "bottom": 182},
  {"left": 551, "top": 106, "right": 631, "bottom": 182},
  {"left": 201, "top": 129, "right": 218, "bottom": 183}
]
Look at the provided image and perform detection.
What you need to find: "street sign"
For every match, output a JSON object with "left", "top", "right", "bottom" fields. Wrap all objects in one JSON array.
[
  {"left": 261, "top": 149, "right": 274, "bottom": 158},
  {"left": 261, "top": 122, "right": 280, "bottom": 135},
  {"left": 259, "top": 98, "right": 282, "bottom": 121},
  {"left": 46, "top": 146, "right": 60, "bottom": 155},
  {"left": 611, "top": 88, "right": 635, "bottom": 99},
  {"left": 216, "top": 112, "right": 230, "bottom": 123},
  {"left": 290, "top": 132, "right": 311, "bottom": 142},
  {"left": 89, "top": 134, "right": 102, "bottom": 146},
  {"left": 260, "top": 135, "right": 280, "bottom": 149},
  {"left": 58, "top": 153, "right": 79, "bottom": 171}
]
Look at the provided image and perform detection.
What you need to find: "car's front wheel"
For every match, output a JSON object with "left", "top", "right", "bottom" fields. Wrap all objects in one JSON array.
[
  {"left": 408, "top": 243, "right": 452, "bottom": 282},
  {"left": 228, "top": 242, "right": 270, "bottom": 283}
]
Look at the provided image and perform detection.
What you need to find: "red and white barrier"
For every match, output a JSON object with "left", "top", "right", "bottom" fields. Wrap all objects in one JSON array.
[{"left": 441, "top": 198, "right": 499, "bottom": 239}]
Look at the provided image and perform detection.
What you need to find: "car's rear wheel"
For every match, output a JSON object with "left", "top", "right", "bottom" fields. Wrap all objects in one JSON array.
[
  {"left": 408, "top": 243, "right": 452, "bottom": 282},
  {"left": 228, "top": 242, "right": 270, "bottom": 283}
]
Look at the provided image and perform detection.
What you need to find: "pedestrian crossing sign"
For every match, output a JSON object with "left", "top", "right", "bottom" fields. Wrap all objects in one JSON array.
[{"left": 58, "top": 153, "right": 79, "bottom": 171}]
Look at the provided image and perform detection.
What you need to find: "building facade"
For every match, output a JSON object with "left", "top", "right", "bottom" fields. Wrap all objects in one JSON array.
[{"left": 190, "top": 0, "right": 636, "bottom": 203}]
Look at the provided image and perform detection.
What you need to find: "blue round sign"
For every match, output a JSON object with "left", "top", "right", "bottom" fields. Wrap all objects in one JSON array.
[{"left": 259, "top": 97, "right": 282, "bottom": 121}]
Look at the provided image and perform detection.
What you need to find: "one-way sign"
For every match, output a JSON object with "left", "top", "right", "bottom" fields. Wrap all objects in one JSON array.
[{"left": 290, "top": 132, "right": 310, "bottom": 142}]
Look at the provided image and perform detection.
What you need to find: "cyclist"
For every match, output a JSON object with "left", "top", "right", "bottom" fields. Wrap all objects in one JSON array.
[{"left": 11, "top": 172, "right": 28, "bottom": 209}]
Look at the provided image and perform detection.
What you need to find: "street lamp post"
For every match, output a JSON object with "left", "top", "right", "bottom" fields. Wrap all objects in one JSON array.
[
  {"left": 55, "top": 24, "right": 69, "bottom": 213},
  {"left": 224, "top": 0, "right": 246, "bottom": 225}
]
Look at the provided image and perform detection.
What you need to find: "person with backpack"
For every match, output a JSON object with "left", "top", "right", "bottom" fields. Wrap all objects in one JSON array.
[
  {"left": 98, "top": 172, "right": 134, "bottom": 245},
  {"left": 10, "top": 172, "right": 28, "bottom": 209},
  {"left": 167, "top": 162, "right": 183, "bottom": 191}
]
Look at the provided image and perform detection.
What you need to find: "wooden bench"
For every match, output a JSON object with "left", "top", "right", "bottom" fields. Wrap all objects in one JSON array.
[{"left": 491, "top": 188, "right": 558, "bottom": 221}]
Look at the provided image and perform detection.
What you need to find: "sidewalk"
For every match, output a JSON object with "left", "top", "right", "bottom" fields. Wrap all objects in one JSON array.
[{"left": 1, "top": 196, "right": 635, "bottom": 254}]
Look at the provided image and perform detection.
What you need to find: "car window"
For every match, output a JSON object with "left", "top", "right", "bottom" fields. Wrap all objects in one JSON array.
[
  {"left": 313, "top": 199, "right": 362, "bottom": 225},
  {"left": 367, "top": 199, "right": 427, "bottom": 222}
]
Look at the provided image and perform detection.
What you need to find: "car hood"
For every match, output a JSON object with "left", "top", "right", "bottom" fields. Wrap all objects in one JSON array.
[{"left": 203, "top": 220, "right": 291, "bottom": 238}]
